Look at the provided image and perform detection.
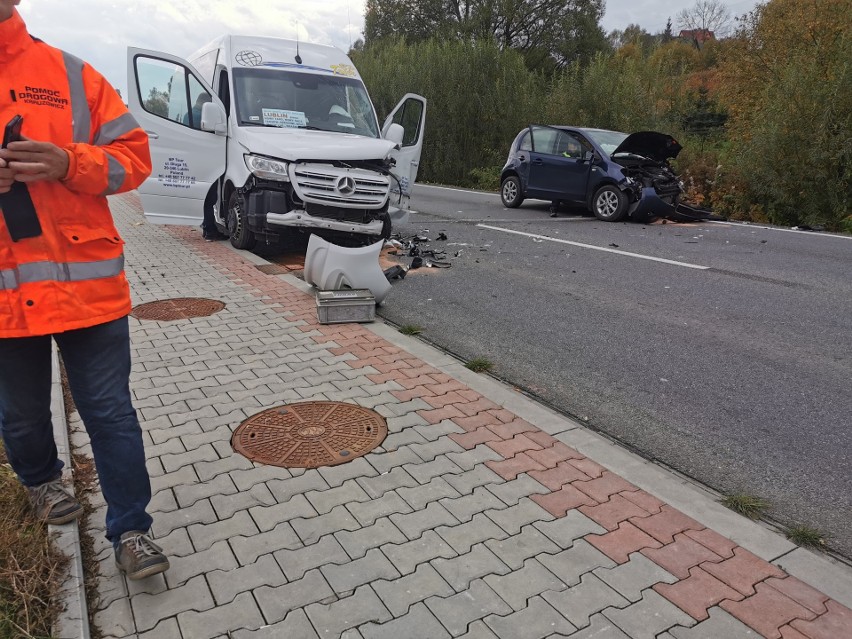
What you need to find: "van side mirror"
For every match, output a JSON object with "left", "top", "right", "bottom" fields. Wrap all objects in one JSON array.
[
  {"left": 384, "top": 123, "right": 404, "bottom": 146},
  {"left": 201, "top": 102, "right": 227, "bottom": 135}
]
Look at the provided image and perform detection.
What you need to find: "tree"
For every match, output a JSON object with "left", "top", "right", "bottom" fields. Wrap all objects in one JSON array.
[
  {"left": 718, "top": 0, "right": 851, "bottom": 228},
  {"left": 608, "top": 23, "right": 655, "bottom": 51},
  {"left": 677, "top": 0, "right": 730, "bottom": 48},
  {"left": 363, "top": 0, "right": 608, "bottom": 70},
  {"left": 662, "top": 17, "right": 674, "bottom": 43}
]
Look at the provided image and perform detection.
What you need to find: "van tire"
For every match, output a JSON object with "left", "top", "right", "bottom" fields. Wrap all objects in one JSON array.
[{"left": 227, "top": 191, "right": 256, "bottom": 250}]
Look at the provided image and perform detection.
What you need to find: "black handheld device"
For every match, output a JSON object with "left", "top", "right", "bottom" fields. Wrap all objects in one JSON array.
[
  {"left": 2, "top": 114, "right": 23, "bottom": 148},
  {"left": 0, "top": 114, "right": 42, "bottom": 241}
]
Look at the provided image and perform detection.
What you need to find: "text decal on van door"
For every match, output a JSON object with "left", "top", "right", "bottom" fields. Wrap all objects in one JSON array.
[{"left": 262, "top": 109, "right": 307, "bottom": 128}]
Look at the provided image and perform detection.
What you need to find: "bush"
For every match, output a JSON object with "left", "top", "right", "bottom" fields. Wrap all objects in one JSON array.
[{"left": 353, "top": 39, "right": 546, "bottom": 187}]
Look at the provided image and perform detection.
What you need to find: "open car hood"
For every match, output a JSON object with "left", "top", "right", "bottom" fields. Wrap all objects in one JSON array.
[{"left": 612, "top": 131, "right": 682, "bottom": 162}]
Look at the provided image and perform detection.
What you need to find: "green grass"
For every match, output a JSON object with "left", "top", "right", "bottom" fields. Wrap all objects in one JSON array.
[
  {"left": 0, "top": 452, "right": 66, "bottom": 639},
  {"left": 785, "top": 525, "right": 827, "bottom": 548},
  {"left": 720, "top": 493, "right": 771, "bottom": 520},
  {"left": 398, "top": 324, "right": 423, "bottom": 336},
  {"left": 465, "top": 357, "right": 494, "bottom": 373}
]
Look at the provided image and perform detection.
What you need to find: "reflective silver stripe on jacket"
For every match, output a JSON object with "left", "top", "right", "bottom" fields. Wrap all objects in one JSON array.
[
  {"left": 0, "top": 256, "right": 125, "bottom": 291},
  {"left": 102, "top": 152, "right": 127, "bottom": 195},
  {"left": 94, "top": 112, "right": 140, "bottom": 146},
  {"left": 62, "top": 51, "right": 91, "bottom": 144}
]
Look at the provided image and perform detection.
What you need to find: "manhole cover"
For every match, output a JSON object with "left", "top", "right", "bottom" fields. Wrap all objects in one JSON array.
[
  {"left": 231, "top": 401, "right": 387, "bottom": 469},
  {"left": 131, "top": 298, "right": 225, "bottom": 321},
  {"left": 256, "top": 264, "right": 290, "bottom": 275}
]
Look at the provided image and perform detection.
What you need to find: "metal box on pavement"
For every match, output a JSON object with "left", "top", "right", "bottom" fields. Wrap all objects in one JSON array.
[{"left": 316, "top": 289, "right": 376, "bottom": 324}]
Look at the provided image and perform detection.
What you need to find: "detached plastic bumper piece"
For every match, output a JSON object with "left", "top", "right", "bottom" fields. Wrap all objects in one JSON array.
[{"left": 304, "top": 234, "right": 393, "bottom": 305}]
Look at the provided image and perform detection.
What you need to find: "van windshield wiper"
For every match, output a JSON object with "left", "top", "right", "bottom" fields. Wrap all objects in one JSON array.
[
  {"left": 239, "top": 121, "right": 326, "bottom": 132},
  {"left": 240, "top": 121, "right": 286, "bottom": 128}
]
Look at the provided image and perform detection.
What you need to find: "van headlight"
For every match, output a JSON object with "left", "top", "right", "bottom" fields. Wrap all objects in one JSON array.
[{"left": 245, "top": 155, "right": 290, "bottom": 181}]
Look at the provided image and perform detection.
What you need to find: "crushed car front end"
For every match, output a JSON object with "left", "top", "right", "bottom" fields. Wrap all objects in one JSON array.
[{"left": 608, "top": 131, "right": 684, "bottom": 221}]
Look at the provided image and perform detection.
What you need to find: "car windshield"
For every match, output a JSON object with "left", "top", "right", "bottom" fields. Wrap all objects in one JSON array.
[
  {"left": 584, "top": 129, "right": 629, "bottom": 155},
  {"left": 233, "top": 68, "right": 379, "bottom": 138}
]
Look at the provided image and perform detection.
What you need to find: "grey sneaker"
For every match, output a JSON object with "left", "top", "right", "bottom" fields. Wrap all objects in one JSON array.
[
  {"left": 115, "top": 531, "right": 170, "bottom": 580},
  {"left": 27, "top": 478, "right": 84, "bottom": 525}
]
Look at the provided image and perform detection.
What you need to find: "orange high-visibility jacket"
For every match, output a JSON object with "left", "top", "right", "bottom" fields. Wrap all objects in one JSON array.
[{"left": 0, "top": 9, "right": 152, "bottom": 338}]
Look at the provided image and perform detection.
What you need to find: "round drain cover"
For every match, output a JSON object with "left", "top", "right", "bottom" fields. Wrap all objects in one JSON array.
[
  {"left": 232, "top": 401, "right": 387, "bottom": 469},
  {"left": 131, "top": 298, "right": 225, "bottom": 321}
]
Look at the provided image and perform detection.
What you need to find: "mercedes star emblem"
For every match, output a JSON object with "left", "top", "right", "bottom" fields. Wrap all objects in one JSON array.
[{"left": 336, "top": 176, "right": 356, "bottom": 195}]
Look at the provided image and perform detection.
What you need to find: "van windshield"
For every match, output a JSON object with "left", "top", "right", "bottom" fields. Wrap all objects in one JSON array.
[{"left": 233, "top": 68, "right": 379, "bottom": 138}]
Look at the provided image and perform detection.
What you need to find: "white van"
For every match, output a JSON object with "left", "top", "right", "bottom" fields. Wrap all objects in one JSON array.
[{"left": 126, "top": 36, "right": 426, "bottom": 250}]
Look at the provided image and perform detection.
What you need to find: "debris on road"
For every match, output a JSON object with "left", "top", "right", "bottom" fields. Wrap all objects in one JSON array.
[
  {"left": 383, "top": 232, "right": 459, "bottom": 276},
  {"left": 383, "top": 265, "right": 407, "bottom": 280}
]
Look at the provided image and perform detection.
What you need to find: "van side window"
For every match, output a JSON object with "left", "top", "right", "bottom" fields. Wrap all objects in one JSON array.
[
  {"left": 134, "top": 55, "right": 212, "bottom": 131},
  {"left": 186, "top": 75, "right": 212, "bottom": 130},
  {"left": 391, "top": 97, "right": 423, "bottom": 147},
  {"left": 192, "top": 50, "right": 219, "bottom": 85},
  {"left": 218, "top": 70, "right": 231, "bottom": 117}
]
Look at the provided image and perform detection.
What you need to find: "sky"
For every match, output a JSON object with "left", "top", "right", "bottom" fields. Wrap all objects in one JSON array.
[{"left": 15, "top": 0, "right": 763, "bottom": 95}]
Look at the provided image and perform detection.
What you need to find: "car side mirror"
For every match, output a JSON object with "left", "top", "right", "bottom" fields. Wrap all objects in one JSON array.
[
  {"left": 201, "top": 102, "right": 227, "bottom": 135},
  {"left": 384, "top": 122, "right": 405, "bottom": 146}
]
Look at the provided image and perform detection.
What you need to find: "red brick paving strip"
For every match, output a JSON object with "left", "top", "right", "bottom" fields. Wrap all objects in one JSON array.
[
  {"left": 153, "top": 214, "right": 852, "bottom": 639},
  {"left": 653, "top": 566, "right": 744, "bottom": 621}
]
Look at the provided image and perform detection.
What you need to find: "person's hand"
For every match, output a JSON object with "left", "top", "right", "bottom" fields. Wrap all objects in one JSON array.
[
  {"left": 0, "top": 157, "right": 15, "bottom": 194},
  {"left": 1, "top": 138, "right": 70, "bottom": 184}
]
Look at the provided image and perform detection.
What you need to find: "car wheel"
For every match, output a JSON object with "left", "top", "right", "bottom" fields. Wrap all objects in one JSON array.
[
  {"left": 592, "top": 185, "right": 628, "bottom": 222},
  {"left": 227, "top": 191, "right": 256, "bottom": 250},
  {"left": 501, "top": 176, "right": 524, "bottom": 208}
]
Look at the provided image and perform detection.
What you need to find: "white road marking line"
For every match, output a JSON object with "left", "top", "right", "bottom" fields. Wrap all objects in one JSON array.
[
  {"left": 418, "top": 184, "right": 850, "bottom": 241},
  {"left": 416, "top": 184, "right": 495, "bottom": 195},
  {"left": 478, "top": 224, "right": 710, "bottom": 270},
  {"left": 708, "top": 220, "right": 852, "bottom": 240},
  {"left": 448, "top": 217, "right": 587, "bottom": 223}
]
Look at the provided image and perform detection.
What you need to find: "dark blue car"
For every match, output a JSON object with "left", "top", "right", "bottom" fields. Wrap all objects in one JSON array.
[{"left": 500, "top": 125, "right": 684, "bottom": 222}]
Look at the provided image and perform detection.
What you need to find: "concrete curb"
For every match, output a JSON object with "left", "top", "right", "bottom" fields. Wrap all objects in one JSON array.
[
  {"left": 236, "top": 250, "right": 852, "bottom": 611},
  {"left": 50, "top": 343, "right": 91, "bottom": 639}
]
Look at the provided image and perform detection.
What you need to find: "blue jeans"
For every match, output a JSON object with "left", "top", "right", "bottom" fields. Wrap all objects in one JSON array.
[{"left": 0, "top": 316, "right": 153, "bottom": 543}]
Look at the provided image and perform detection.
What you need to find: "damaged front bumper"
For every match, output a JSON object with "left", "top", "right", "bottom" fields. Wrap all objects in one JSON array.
[
  {"left": 266, "top": 210, "right": 385, "bottom": 235},
  {"left": 628, "top": 186, "right": 679, "bottom": 220},
  {"left": 625, "top": 188, "right": 720, "bottom": 222}
]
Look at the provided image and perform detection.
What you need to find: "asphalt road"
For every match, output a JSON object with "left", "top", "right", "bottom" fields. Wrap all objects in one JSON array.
[{"left": 377, "top": 183, "right": 852, "bottom": 559}]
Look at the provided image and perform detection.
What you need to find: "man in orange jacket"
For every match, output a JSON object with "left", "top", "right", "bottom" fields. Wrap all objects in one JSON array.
[{"left": 0, "top": 0, "right": 168, "bottom": 580}]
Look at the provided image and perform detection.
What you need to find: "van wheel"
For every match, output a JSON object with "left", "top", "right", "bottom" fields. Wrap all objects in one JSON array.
[{"left": 227, "top": 191, "right": 256, "bottom": 250}]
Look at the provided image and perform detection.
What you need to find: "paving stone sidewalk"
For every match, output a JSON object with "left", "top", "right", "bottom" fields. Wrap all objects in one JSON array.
[{"left": 70, "top": 193, "right": 852, "bottom": 639}]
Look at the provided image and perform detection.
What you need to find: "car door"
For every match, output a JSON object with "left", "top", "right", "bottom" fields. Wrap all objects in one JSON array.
[
  {"left": 527, "top": 126, "right": 589, "bottom": 202},
  {"left": 381, "top": 94, "right": 427, "bottom": 206},
  {"left": 127, "top": 47, "right": 226, "bottom": 226},
  {"left": 515, "top": 128, "right": 533, "bottom": 187}
]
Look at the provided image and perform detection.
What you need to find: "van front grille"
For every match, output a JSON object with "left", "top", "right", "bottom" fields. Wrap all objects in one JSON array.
[{"left": 289, "top": 163, "right": 390, "bottom": 210}]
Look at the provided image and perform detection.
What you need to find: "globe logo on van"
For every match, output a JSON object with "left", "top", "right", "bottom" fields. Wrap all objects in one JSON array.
[
  {"left": 336, "top": 176, "right": 356, "bottom": 195},
  {"left": 236, "top": 50, "right": 263, "bottom": 67}
]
